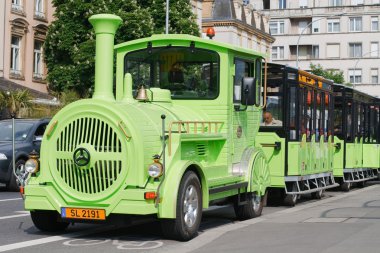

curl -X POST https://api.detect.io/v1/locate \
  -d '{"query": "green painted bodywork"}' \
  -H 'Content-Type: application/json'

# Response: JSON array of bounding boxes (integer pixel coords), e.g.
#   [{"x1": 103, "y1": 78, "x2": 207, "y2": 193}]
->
[
  {"x1": 333, "y1": 136, "x2": 379, "y2": 179},
  {"x1": 256, "y1": 133, "x2": 334, "y2": 189},
  {"x1": 24, "y1": 15, "x2": 271, "y2": 220}
]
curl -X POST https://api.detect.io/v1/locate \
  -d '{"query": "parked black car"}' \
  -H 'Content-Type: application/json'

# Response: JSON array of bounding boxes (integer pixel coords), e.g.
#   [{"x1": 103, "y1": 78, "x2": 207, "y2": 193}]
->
[{"x1": 0, "y1": 118, "x2": 50, "y2": 191}]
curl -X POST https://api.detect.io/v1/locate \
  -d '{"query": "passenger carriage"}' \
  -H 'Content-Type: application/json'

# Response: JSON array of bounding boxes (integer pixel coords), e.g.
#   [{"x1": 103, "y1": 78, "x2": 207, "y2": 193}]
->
[{"x1": 257, "y1": 63, "x2": 338, "y2": 206}]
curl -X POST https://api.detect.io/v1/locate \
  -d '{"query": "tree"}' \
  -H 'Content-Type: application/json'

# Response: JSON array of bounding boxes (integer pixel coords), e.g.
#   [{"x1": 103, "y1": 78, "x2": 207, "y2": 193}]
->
[
  {"x1": 45, "y1": 0, "x2": 200, "y2": 96},
  {"x1": 45, "y1": 0, "x2": 154, "y2": 96},
  {"x1": 0, "y1": 90, "x2": 33, "y2": 117},
  {"x1": 142, "y1": 0, "x2": 200, "y2": 35},
  {"x1": 309, "y1": 63, "x2": 346, "y2": 85}
]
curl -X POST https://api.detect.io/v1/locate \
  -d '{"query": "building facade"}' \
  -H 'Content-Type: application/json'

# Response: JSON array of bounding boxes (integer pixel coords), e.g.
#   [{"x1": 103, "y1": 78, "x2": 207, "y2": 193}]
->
[
  {"x1": 202, "y1": 0, "x2": 275, "y2": 55},
  {"x1": 252, "y1": 0, "x2": 380, "y2": 96},
  {"x1": 0, "y1": 0, "x2": 54, "y2": 94}
]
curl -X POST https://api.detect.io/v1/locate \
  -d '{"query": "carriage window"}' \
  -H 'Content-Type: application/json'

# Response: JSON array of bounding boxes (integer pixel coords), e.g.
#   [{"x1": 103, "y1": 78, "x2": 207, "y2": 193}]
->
[
  {"x1": 346, "y1": 102, "x2": 353, "y2": 141},
  {"x1": 289, "y1": 86, "x2": 297, "y2": 140},
  {"x1": 261, "y1": 65, "x2": 283, "y2": 127},
  {"x1": 316, "y1": 92, "x2": 322, "y2": 141},
  {"x1": 125, "y1": 47, "x2": 219, "y2": 99},
  {"x1": 307, "y1": 89, "x2": 314, "y2": 140}
]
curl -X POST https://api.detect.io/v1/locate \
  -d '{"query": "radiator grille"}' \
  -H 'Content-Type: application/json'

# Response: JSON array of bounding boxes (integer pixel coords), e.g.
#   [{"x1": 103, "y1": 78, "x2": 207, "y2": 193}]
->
[
  {"x1": 54, "y1": 117, "x2": 124, "y2": 195},
  {"x1": 57, "y1": 118, "x2": 122, "y2": 153}
]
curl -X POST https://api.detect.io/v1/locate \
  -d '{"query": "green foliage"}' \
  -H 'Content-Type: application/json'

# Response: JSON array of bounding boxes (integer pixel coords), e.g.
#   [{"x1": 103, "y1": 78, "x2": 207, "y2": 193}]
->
[
  {"x1": 148, "y1": 0, "x2": 200, "y2": 35},
  {"x1": 309, "y1": 63, "x2": 345, "y2": 84},
  {"x1": 45, "y1": 0, "x2": 200, "y2": 95},
  {"x1": 0, "y1": 89, "x2": 33, "y2": 117}
]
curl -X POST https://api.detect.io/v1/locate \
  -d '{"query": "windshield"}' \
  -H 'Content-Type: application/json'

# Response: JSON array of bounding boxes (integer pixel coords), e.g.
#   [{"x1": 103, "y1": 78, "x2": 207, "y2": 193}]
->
[
  {"x1": 124, "y1": 47, "x2": 219, "y2": 99},
  {"x1": 0, "y1": 122, "x2": 34, "y2": 141}
]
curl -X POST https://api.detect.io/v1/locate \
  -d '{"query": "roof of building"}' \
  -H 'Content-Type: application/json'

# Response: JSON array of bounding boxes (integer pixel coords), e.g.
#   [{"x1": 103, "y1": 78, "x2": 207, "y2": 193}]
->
[{"x1": 0, "y1": 77, "x2": 53, "y2": 100}]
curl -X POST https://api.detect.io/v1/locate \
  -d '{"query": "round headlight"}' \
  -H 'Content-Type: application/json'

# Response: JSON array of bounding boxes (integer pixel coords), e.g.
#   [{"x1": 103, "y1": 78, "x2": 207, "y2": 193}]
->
[
  {"x1": 148, "y1": 163, "x2": 163, "y2": 178},
  {"x1": 25, "y1": 159, "x2": 39, "y2": 173}
]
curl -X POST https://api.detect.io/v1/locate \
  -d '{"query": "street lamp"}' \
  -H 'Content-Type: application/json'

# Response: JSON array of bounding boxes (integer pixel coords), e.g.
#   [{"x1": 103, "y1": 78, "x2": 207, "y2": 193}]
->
[
  {"x1": 296, "y1": 13, "x2": 345, "y2": 68},
  {"x1": 165, "y1": 0, "x2": 169, "y2": 34},
  {"x1": 353, "y1": 49, "x2": 380, "y2": 89}
]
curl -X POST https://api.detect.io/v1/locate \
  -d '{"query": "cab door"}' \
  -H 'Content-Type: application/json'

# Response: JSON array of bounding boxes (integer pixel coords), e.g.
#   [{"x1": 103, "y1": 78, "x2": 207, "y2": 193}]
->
[{"x1": 231, "y1": 58, "x2": 260, "y2": 175}]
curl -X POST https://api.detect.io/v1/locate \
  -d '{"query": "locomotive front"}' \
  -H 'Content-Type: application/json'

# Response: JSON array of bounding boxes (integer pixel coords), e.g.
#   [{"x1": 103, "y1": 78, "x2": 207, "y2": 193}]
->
[{"x1": 24, "y1": 14, "x2": 181, "y2": 224}]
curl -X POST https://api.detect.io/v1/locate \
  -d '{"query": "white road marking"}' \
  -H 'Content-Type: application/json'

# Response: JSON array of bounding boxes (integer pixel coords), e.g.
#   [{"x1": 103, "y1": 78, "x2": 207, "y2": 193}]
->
[
  {"x1": 0, "y1": 198, "x2": 22, "y2": 202},
  {"x1": 0, "y1": 225, "x2": 116, "y2": 252},
  {"x1": 0, "y1": 211, "x2": 29, "y2": 220},
  {"x1": 164, "y1": 184, "x2": 380, "y2": 253}
]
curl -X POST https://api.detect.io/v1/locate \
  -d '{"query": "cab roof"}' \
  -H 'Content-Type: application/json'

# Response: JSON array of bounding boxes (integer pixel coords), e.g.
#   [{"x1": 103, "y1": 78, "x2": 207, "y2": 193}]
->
[{"x1": 114, "y1": 34, "x2": 266, "y2": 58}]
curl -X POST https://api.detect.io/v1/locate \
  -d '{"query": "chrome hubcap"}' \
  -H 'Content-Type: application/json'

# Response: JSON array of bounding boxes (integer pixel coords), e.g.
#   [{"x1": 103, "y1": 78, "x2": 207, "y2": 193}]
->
[
  {"x1": 183, "y1": 185, "x2": 198, "y2": 227},
  {"x1": 252, "y1": 194, "x2": 261, "y2": 213}
]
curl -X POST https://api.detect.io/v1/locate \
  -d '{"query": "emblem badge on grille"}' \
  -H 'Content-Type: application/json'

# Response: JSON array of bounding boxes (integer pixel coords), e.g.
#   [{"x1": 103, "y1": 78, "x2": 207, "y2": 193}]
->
[{"x1": 73, "y1": 147, "x2": 91, "y2": 167}]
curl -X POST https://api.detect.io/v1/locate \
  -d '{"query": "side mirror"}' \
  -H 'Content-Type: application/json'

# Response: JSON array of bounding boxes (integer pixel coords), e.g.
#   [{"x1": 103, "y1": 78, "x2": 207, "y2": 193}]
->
[{"x1": 241, "y1": 77, "x2": 256, "y2": 106}]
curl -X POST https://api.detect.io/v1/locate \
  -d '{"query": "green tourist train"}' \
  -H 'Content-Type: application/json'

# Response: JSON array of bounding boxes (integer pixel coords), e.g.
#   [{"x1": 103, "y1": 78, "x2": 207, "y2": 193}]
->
[
  {"x1": 23, "y1": 14, "x2": 271, "y2": 241},
  {"x1": 333, "y1": 85, "x2": 380, "y2": 191}
]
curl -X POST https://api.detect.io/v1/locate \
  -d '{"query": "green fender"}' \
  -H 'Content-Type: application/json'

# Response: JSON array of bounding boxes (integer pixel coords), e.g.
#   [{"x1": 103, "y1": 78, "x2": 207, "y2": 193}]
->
[
  {"x1": 157, "y1": 160, "x2": 208, "y2": 219},
  {"x1": 243, "y1": 147, "x2": 271, "y2": 196}
]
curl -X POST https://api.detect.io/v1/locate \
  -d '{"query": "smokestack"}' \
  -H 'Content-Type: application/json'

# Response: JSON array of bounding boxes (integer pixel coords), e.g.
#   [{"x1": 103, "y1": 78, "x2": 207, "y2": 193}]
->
[{"x1": 89, "y1": 14, "x2": 122, "y2": 101}]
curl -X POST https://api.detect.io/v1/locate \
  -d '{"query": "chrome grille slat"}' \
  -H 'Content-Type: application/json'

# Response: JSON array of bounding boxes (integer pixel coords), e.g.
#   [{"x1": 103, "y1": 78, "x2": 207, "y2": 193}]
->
[{"x1": 55, "y1": 117, "x2": 123, "y2": 195}]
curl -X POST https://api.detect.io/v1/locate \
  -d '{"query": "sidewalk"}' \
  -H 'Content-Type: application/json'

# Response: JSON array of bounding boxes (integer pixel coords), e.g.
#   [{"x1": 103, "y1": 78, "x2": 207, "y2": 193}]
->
[{"x1": 185, "y1": 184, "x2": 380, "y2": 253}]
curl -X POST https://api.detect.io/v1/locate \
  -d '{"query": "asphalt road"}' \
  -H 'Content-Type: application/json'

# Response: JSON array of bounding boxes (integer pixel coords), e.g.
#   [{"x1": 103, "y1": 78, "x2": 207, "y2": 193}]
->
[{"x1": 0, "y1": 182, "x2": 378, "y2": 253}]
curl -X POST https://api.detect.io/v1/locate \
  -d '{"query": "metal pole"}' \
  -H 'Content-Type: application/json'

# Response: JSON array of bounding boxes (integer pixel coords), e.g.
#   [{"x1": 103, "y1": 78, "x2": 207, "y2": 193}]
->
[
  {"x1": 165, "y1": 0, "x2": 169, "y2": 34},
  {"x1": 296, "y1": 13, "x2": 345, "y2": 69},
  {"x1": 12, "y1": 114, "x2": 16, "y2": 179}
]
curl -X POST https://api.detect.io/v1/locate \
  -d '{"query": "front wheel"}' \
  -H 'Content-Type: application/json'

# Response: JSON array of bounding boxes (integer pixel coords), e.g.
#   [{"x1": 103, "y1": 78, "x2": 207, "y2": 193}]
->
[
  {"x1": 31, "y1": 210, "x2": 69, "y2": 232},
  {"x1": 234, "y1": 192, "x2": 264, "y2": 220},
  {"x1": 161, "y1": 171, "x2": 202, "y2": 241}
]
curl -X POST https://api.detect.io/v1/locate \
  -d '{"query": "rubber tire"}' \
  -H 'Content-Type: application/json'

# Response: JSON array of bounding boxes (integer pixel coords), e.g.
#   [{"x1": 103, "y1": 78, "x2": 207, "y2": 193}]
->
[
  {"x1": 234, "y1": 192, "x2": 264, "y2": 220},
  {"x1": 31, "y1": 210, "x2": 69, "y2": 232},
  {"x1": 6, "y1": 159, "x2": 25, "y2": 192},
  {"x1": 161, "y1": 171, "x2": 202, "y2": 241},
  {"x1": 311, "y1": 190, "x2": 324, "y2": 199},
  {"x1": 283, "y1": 193, "x2": 298, "y2": 206},
  {"x1": 341, "y1": 182, "x2": 351, "y2": 192}
]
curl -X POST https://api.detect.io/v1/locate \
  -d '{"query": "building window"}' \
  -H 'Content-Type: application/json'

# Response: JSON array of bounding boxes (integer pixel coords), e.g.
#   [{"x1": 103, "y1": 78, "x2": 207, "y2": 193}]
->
[
  {"x1": 279, "y1": 0, "x2": 286, "y2": 9},
  {"x1": 327, "y1": 44, "x2": 340, "y2": 58},
  {"x1": 349, "y1": 17, "x2": 362, "y2": 32},
  {"x1": 269, "y1": 21, "x2": 285, "y2": 35},
  {"x1": 33, "y1": 41, "x2": 43, "y2": 79},
  {"x1": 349, "y1": 43, "x2": 362, "y2": 58},
  {"x1": 312, "y1": 19, "x2": 320, "y2": 33},
  {"x1": 11, "y1": 0, "x2": 23, "y2": 12},
  {"x1": 299, "y1": 0, "x2": 307, "y2": 8},
  {"x1": 312, "y1": 45, "x2": 319, "y2": 59},
  {"x1": 371, "y1": 68, "x2": 379, "y2": 84},
  {"x1": 371, "y1": 17, "x2": 379, "y2": 31},
  {"x1": 10, "y1": 36, "x2": 21, "y2": 75},
  {"x1": 299, "y1": 21, "x2": 308, "y2": 33},
  {"x1": 329, "y1": 0, "x2": 342, "y2": 6},
  {"x1": 349, "y1": 69, "x2": 362, "y2": 84},
  {"x1": 371, "y1": 42, "x2": 379, "y2": 57},
  {"x1": 35, "y1": 0, "x2": 45, "y2": 18},
  {"x1": 351, "y1": 0, "x2": 364, "y2": 4},
  {"x1": 272, "y1": 46, "x2": 284, "y2": 59},
  {"x1": 327, "y1": 19, "x2": 340, "y2": 33}
]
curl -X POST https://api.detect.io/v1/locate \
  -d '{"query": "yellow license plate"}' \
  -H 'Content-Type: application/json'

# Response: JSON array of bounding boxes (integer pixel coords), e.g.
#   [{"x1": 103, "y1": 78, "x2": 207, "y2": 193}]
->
[{"x1": 61, "y1": 207, "x2": 106, "y2": 220}]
